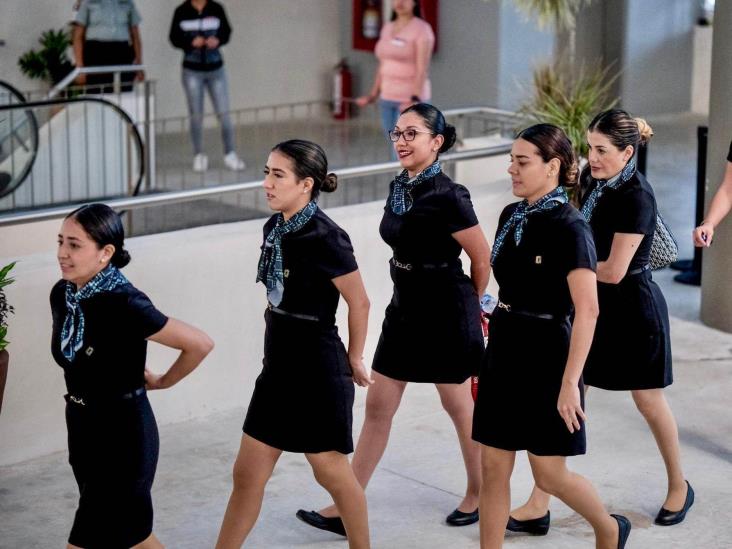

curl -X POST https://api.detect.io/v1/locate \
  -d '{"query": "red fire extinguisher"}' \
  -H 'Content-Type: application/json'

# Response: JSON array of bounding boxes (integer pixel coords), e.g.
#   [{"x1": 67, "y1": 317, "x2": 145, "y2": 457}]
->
[{"x1": 333, "y1": 59, "x2": 352, "y2": 120}]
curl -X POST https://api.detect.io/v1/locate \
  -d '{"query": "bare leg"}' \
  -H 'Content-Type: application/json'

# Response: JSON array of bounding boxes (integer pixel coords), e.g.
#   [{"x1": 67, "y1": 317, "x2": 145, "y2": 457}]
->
[
  {"x1": 528, "y1": 454, "x2": 619, "y2": 549},
  {"x1": 133, "y1": 533, "x2": 165, "y2": 548},
  {"x1": 631, "y1": 389, "x2": 687, "y2": 510},
  {"x1": 215, "y1": 435, "x2": 282, "y2": 549},
  {"x1": 511, "y1": 385, "x2": 593, "y2": 521},
  {"x1": 306, "y1": 452, "x2": 370, "y2": 549},
  {"x1": 319, "y1": 372, "x2": 407, "y2": 517},
  {"x1": 478, "y1": 445, "x2": 515, "y2": 549},
  {"x1": 436, "y1": 380, "x2": 482, "y2": 512}
]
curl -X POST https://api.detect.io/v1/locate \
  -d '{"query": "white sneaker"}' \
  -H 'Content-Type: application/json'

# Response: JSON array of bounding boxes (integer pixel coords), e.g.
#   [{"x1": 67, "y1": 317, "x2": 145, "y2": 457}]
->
[
  {"x1": 193, "y1": 153, "x2": 208, "y2": 172},
  {"x1": 224, "y1": 151, "x2": 246, "y2": 171}
]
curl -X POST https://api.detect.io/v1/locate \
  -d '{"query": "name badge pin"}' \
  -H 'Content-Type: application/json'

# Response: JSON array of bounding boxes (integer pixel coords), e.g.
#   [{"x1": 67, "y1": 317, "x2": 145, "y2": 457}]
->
[
  {"x1": 535, "y1": 256, "x2": 542, "y2": 264},
  {"x1": 85, "y1": 346, "x2": 94, "y2": 356},
  {"x1": 283, "y1": 269, "x2": 290, "y2": 278}
]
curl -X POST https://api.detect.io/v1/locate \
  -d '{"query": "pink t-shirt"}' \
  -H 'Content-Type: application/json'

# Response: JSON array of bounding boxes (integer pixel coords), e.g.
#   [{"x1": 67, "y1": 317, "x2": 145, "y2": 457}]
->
[{"x1": 374, "y1": 17, "x2": 435, "y2": 103}]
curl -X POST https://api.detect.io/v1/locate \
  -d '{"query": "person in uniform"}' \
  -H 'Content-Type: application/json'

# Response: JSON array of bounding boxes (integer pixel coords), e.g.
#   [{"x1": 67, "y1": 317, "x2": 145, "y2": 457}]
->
[
  {"x1": 72, "y1": 0, "x2": 144, "y2": 92},
  {"x1": 473, "y1": 123, "x2": 631, "y2": 549},
  {"x1": 508, "y1": 110, "x2": 693, "y2": 535},
  {"x1": 296, "y1": 103, "x2": 491, "y2": 536},
  {"x1": 52, "y1": 203, "x2": 214, "y2": 548},
  {"x1": 215, "y1": 140, "x2": 372, "y2": 549}
]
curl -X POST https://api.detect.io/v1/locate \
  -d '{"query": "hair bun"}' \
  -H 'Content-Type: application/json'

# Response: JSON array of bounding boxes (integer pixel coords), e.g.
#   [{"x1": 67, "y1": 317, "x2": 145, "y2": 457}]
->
[
  {"x1": 112, "y1": 248, "x2": 131, "y2": 268},
  {"x1": 565, "y1": 160, "x2": 579, "y2": 187},
  {"x1": 635, "y1": 117, "x2": 654, "y2": 145},
  {"x1": 439, "y1": 123, "x2": 457, "y2": 154},
  {"x1": 322, "y1": 172, "x2": 338, "y2": 193}
]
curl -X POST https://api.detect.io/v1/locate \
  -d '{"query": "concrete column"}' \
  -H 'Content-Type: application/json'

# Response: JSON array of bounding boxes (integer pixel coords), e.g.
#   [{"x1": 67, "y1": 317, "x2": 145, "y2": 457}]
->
[{"x1": 700, "y1": 1, "x2": 732, "y2": 332}]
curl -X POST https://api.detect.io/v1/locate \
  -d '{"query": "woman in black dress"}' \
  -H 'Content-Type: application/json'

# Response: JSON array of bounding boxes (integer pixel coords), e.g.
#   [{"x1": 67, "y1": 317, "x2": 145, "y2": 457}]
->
[
  {"x1": 215, "y1": 140, "x2": 372, "y2": 549},
  {"x1": 473, "y1": 124, "x2": 630, "y2": 549},
  {"x1": 52, "y1": 203, "x2": 214, "y2": 549},
  {"x1": 509, "y1": 110, "x2": 692, "y2": 533},
  {"x1": 297, "y1": 103, "x2": 491, "y2": 535}
]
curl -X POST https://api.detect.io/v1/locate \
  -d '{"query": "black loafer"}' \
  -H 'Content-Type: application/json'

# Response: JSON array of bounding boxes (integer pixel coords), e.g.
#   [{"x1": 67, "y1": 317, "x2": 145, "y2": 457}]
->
[
  {"x1": 654, "y1": 481, "x2": 694, "y2": 526},
  {"x1": 611, "y1": 514, "x2": 631, "y2": 548},
  {"x1": 295, "y1": 509, "x2": 347, "y2": 537},
  {"x1": 446, "y1": 508, "x2": 479, "y2": 526},
  {"x1": 506, "y1": 511, "x2": 550, "y2": 536}
]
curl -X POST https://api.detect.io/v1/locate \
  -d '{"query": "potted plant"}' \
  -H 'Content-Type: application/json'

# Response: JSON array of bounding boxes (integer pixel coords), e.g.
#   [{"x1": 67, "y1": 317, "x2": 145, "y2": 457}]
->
[
  {"x1": 0, "y1": 262, "x2": 16, "y2": 415},
  {"x1": 18, "y1": 28, "x2": 74, "y2": 87}
]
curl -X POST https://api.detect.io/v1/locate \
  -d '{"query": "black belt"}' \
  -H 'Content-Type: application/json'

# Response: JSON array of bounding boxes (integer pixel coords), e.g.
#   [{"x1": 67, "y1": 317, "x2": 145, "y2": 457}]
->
[
  {"x1": 64, "y1": 386, "x2": 145, "y2": 407},
  {"x1": 267, "y1": 303, "x2": 320, "y2": 322},
  {"x1": 391, "y1": 257, "x2": 451, "y2": 271},
  {"x1": 627, "y1": 264, "x2": 651, "y2": 276},
  {"x1": 496, "y1": 301, "x2": 566, "y2": 321}
]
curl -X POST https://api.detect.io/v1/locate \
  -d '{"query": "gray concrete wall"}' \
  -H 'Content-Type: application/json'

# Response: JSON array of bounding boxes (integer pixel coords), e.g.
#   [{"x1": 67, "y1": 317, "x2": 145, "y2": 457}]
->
[
  {"x1": 1, "y1": 0, "x2": 341, "y2": 120},
  {"x1": 620, "y1": 0, "x2": 697, "y2": 114},
  {"x1": 700, "y1": 0, "x2": 732, "y2": 333}
]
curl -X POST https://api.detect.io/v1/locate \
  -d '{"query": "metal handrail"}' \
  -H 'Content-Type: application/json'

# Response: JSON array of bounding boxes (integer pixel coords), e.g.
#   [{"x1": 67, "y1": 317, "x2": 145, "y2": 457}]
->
[
  {"x1": 0, "y1": 96, "x2": 146, "y2": 201},
  {"x1": 0, "y1": 142, "x2": 512, "y2": 227},
  {"x1": 48, "y1": 64, "x2": 145, "y2": 99}
]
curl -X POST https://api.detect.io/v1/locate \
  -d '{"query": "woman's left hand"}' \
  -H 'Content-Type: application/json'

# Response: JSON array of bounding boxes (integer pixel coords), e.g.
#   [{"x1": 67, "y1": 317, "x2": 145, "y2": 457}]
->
[
  {"x1": 144, "y1": 368, "x2": 171, "y2": 390},
  {"x1": 557, "y1": 380, "x2": 586, "y2": 433},
  {"x1": 349, "y1": 356, "x2": 374, "y2": 387},
  {"x1": 205, "y1": 36, "x2": 220, "y2": 49}
]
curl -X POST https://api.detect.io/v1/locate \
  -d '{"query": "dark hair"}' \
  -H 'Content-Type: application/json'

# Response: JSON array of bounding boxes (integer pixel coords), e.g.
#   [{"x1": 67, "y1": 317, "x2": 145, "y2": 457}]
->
[
  {"x1": 400, "y1": 102, "x2": 457, "y2": 155},
  {"x1": 516, "y1": 123, "x2": 579, "y2": 187},
  {"x1": 271, "y1": 139, "x2": 337, "y2": 201},
  {"x1": 66, "y1": 203, "x2": 131, "y2": 268},
  {"x1": 390, "y1": 0, "x2": 421, "y2": 21},
  {"x1": 587, "y1": 108, "x2": 654, "y2": 153}
]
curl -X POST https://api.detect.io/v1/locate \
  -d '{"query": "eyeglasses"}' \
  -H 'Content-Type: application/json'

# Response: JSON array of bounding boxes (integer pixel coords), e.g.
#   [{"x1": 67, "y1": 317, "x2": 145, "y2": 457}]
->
[{"x1": 388, "y1": 128, "x2": 434, "y2": 142}]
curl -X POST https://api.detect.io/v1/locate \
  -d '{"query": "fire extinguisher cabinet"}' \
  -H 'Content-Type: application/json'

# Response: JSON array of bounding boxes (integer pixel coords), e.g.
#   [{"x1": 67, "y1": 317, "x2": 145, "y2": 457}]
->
[{"x1": 333, "y1": 59, "x2": 352, "y2": 120}]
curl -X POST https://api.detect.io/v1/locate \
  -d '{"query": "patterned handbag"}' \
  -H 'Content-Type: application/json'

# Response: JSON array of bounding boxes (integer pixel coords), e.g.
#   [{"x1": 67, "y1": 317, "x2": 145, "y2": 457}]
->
[{"x1": 649, "y1": 213, "x2": 679, "y2": 270}]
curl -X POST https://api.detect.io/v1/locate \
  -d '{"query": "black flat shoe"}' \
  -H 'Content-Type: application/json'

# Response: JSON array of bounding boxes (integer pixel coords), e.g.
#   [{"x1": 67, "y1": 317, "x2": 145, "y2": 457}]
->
[
  {"x1": 295, "y1": 509, "x2": 347, "y2": 537},
  {"x1": 506, "y1": 511, "x2": 550, "y2": 536},
  {"x1": 654, "y1": 480, "x2": 695, "y2": 526},
  {"x1": 611, "y1": 514, "x2": 631, "y2": 548},
  {"x1": 446, "y1": 508, "x2": 479, "y2": 526}
]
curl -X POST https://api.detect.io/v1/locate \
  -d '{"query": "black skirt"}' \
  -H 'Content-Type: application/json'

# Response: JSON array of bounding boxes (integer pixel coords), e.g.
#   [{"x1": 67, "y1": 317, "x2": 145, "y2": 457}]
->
[
  {"x1": 372, "y1": 262, "x2": 484, "y2": 384},
  {"x1": 583, "y1": 271, "x2": 672, "y2": 390},
  {"x1": 243, "y1": 309, "x2": 355, "y2": 454},
  {"x1": 65, "y1": 391, "x2": 159, "y2": 549},
  {"x1": 472, "y1": 309, "x2": 586, "y2": 457}
]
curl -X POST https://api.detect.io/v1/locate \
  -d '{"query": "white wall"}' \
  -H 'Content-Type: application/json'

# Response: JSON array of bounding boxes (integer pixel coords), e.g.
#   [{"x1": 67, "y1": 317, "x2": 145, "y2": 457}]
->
[
  {"x1": 0, "y1": 1, "x2": 341, "y2": 119},
  {"x1": 0, "y1": 155, "x2": 512, "y2": 466}
]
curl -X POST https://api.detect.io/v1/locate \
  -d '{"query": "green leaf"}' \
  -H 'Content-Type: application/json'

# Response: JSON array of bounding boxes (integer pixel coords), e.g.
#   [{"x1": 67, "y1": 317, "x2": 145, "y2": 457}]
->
[{"x1": 0, "y1": 262, "x2": 16, "y2": 281}]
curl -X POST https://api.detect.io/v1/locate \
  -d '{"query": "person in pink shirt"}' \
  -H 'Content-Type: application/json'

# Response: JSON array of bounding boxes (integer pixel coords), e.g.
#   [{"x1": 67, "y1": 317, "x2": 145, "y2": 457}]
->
[{"x1": 356, "y1": 0, "x2": 435, "y2": 156}]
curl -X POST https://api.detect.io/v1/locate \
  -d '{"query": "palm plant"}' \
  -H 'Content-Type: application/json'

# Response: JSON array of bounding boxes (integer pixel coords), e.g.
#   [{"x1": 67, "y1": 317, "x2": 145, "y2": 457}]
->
[
  {"x1": 520, "y1": 62, "x2": 618, "y2": 159},
  {"x1": 0, "y1": 262, "x2": 16, "y2": 351},
  {"x1": 18, "y1": 28, "x2": 74, "y2": 85}
]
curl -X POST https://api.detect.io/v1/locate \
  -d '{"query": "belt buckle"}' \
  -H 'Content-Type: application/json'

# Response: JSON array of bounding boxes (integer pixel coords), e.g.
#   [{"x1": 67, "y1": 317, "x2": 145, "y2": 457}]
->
[
  {"x1": 69, "y1": 395, "x2": 86, "y2": 406},
  {"x1": 393, "y1": 259, "x2": 413, "y2": 271},
  {"x1": 498, "y1": 301, "x2": 511, "y2": 312}
]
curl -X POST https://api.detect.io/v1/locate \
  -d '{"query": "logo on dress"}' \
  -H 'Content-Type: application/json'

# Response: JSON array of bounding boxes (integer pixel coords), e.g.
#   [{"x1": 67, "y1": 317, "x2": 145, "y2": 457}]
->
[{"x1": 535, "y1": 256, "x2": 542, "y2": 264}]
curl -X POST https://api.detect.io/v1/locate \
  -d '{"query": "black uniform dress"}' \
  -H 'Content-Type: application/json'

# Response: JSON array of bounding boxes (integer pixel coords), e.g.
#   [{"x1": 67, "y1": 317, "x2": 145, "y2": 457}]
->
[
  {"x1": 243, "y1": 208, "x2": 358, "y2": 454},
  {"x1": 371, "y1": 172, "x2": 484, "y2": 383},
  {"x1": 581, "y1": 171, "x2": 673, "y2": 390},
  {"x1": 50, "y1": 281, "x2": 168, "y2": 549},
  {"x1": 472, "y1": 202, "x2": 597, "y2": 456}
]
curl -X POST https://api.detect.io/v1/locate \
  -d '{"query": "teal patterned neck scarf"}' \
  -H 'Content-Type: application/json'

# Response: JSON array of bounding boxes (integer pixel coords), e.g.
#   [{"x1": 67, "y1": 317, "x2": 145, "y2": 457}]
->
[
  {"x1": 390, "y1": 160, "x2": 441, "y2": 215},
  {"x1": 491, "y1": 186, "x2": 568, "y2": 264},
  {"x1": 256, "y1": 201, "x2": 317, "y2": 306},
  {"x1": 61, "y1": 265, "x2": 129, "y2": 361},
  {"x1": 580, "y1": 158, "x2": 636, "y2": 222}
]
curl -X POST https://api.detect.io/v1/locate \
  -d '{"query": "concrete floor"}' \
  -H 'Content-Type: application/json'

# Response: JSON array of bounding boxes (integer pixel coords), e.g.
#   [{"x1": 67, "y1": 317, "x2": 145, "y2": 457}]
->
[{"x1": 3, "y1": 112, "x2": 731, "y2": 548}]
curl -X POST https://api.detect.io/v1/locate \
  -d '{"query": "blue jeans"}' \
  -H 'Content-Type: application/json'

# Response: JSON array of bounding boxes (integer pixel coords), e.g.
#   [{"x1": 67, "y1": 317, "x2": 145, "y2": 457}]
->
[
  {"x1": 182, "y1": 67, "x2": 235, "y2": 155},
  {"x1": 380, "y1": 99, "x2": 402, "y2": 160}
]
